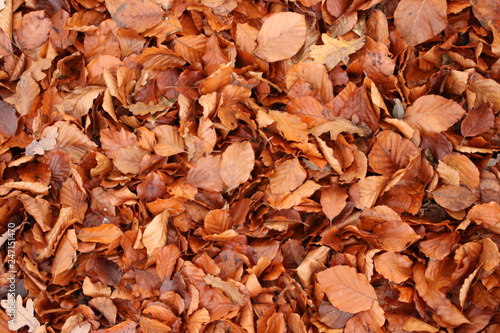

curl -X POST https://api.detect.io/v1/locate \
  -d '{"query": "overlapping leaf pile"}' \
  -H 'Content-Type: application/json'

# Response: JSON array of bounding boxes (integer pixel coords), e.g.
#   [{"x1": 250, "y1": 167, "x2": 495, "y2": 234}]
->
[{"x1": 0, "y1": 0, "x2": 499, "y2": 332}]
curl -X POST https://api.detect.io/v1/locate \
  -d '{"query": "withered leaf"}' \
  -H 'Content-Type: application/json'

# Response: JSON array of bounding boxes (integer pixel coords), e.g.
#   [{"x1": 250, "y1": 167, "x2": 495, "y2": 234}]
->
[
  {"x1": 0, "y1": 295, "x2": 40, "y2": 332},
  {"x1": 220, "y1": 141, "x2": 254, "y2": 191},
  {"x1": 108, "y1": 0, "x2": 164, "y2": 33},
  {"x1": 404, "y1": 95, "x2": 466, "y2": 134},
  {"x1": 255, "y1": 12, "x2": 307, "y2": 62},
  {"x1": 0, "y1": 101, "x2": 18, "y2": 136},
  {"x1": 394, "y1": 0, "x2": 447, "y2": 46},
  {"x1": 432, "y1": 185, "x2": 476, "y2": 211},
  {"x1": 316, "y1": 266, "x2": 377, "y2": 314},
  {"x1": 310, "y1": 34, "x2": 365, "y2": 71}
]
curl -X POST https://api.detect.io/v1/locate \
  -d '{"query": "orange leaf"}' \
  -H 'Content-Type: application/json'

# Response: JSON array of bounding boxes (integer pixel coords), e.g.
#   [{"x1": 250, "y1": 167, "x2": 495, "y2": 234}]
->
[
  {"x1": 112, "y1": 145, "x2": 148, "y2": 174},
  {"x1": 187, "y1": 154, "x2": 226, "y2": 192},
  {"x1": 413, "y1": 262, "x2": 471, "y2": 327},
  {"x1": 220, "y1": 141, "x2": 255, "y2": 191},
  {"x1": 465, "y1": 202, "x2": 500, "y2": 234},
  {"x1": 394, "y1": 0, "x2": 447, "y2": 46},
  {"x1": 373, "y1": 221, "x2": 420, "y2": 252},
  {"x1": 77, "y1": 224, "x2": 123, "y2": 244},
  {"x1": 461, "y1": 104, "x2": 495, "y2": 137},
  {"x1": 442, "y1": 153, "x2": 480, "y2": 191},
  {"x1": 142, "y1": 210, "x2": 169, "y2": 256},
  {"x1": 254, "y1": 12, "x2": 306, "y2": 62},
  {"x1": 316, "y1": 265, "x2": 377, "y2": 314},
  {"x1": 403, "y1": 95, "x2": 466, "y2": 134}
]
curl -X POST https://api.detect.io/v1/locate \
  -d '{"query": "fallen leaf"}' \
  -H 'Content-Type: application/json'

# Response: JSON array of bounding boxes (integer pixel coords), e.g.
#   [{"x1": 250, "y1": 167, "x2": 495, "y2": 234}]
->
[
  {"x1": 107, "y1": 0, "x2": 164, "y2": 33},
  {"x1": 255, "y1": 12, "x2": 307, "y2": 62},
  {"x1": 270, "y1": 158, "x2": 306, "y2": 194},
  {"x1": 432, "y1": 185, "x2": 476, "y2": 211},
  {"x1": 142, "y1": 210, "x2": 169, "y2": 256},
  {"x1": 204, "y1": 275, "x2": 245, "y2": 305},
  {"x1": 1, "y1": 295, "x2": 40, "y2": 332},
  {"x1": 77, "y1": 224, "x2": 124, "y2": 244},
  {"x1": 394, "y1": 0, "x2": 447, "y2": 46},
  {"x1": 310, "y1": 34, "x2": 364, "y2": 71},
  {"x1": 220, "y1": 141, "x2": 254, "y2": 191},
  {"x1": 0, "y1": 101, "x2": 18, "y2": 136},
  {"x1": 316, "y1": 265, "x2": 378, "y2": 314},
  {"x1": 404, "y1": 95, "x2": 466, "y2": 134}
]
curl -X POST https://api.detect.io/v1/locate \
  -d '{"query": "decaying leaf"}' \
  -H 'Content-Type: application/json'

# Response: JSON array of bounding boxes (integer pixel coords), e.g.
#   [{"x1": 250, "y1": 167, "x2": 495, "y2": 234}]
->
[{"x1": 1, "y1": 295, "x2": 40, "y2": 332}]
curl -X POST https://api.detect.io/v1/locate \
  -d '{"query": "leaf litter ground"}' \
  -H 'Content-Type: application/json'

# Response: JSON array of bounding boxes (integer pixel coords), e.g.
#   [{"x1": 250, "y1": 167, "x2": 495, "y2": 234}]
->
[{"x1": 0, "y1": 0, "x2": 499, "y2": 332}]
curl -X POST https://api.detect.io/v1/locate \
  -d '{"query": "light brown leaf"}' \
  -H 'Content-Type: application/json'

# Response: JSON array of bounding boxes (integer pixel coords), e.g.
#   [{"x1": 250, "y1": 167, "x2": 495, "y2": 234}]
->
[
  {"x1": 255, "y1": 12, "x2": 306, "y2": 62},
  {"x1": 187, "y1": 154, "x2": 226, "y2": 192},
  {"x1": 442, "y1": 153, "x2": 480, "y2": 191},
  {"x1": 310, "y1": 118, "x2": 368, "y2": 140},
  {"x1": 432, "y1": 185, "x2": 476, "y2": 211},
  {"x1": 187, "y1": 308, "x2": 210, "y2": 333},
  {"x1": 267, "y1": 110, "x2": 309, "y2": 143},
  {"x1": 310, "y1": 34, "x2": 365, "y2": 71},
  {"x1": 220, "y1": 141, "x2": 254, "y2": 191},
  {"x1": 17, "y1": 11, "x2": 51, "y2": 49},
  {"x1": 142, "y1": 210, "x2": 169, "y2": 256},
  {"x1": 153, "y1": 125, "x2": 184, "y2": 157},
  {"x1": 0, "y1": 101, "x2": 18, "y2": 136},
  {"x1": 235, "y1": 23, "x2": 259, "y2": 54},
  {"x1": 394, "y1": 0, "x2": 447, "y2": 46},
  {"x1": 316, "y1": 266, "x2": 377, "y2": 314},
  {"x1": 373, "y1": 221, "x2": 420, "y2": 252},
  {"x1": 368, "y1": 130, "x2": 419, "y2": 176},
  {"x1": 468, "y1": 78, "x2": 500, "y2": 112},
  {"x1": 275, "y1": 180, "x2": 321, "y2": 210},
  {"x1": 355, "y1": 176, "x2": 388, "y2": 210},
  {"x1": 270, "y1": 158, "x2": 306, "y2": 194},
  {"x1": 404, "y1": 95, "x2": 466, "y2": 134},
  {"x1": 108, "y1": 0, "x2": 164, "y2": 33},
  {"x1": 51, "y1": 229, "x2": 78, "y2": 276},
  {"x1": 112, "y1": 145, "x2": 148, "y2": 174},
  {"x1": 374, "y1": 252, "x2": 413, "y2": 283},
  {"x1": 204, "y1": 275, "x2": 245, "y2": 306},
  {"x1": 1, "y1": 295, "x2": 40, "y2": 332}
]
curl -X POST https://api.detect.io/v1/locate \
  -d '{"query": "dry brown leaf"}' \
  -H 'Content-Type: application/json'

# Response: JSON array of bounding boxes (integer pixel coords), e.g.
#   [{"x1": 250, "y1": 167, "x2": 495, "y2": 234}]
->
[
  {"x1": 316, "y1": 265, "x2": 377, "y2": 314},
  {"x1": 255, "y1": 12, "x2": 307, "y2": 62},
  {"x1": 404, "y1": 95, "x2": 466, "y2": 134},
  {"x1": 432, "y1": 185, "x2": 476, "y2": 211},
  {"x1": 142, "y1": 210, "x2": 169, "y2": 256},
  {"x1": 1, "y1": 295, "x2": 40, "y2": 332},
  {"x1": 394, "y1": 0, "x2": 447, "y2": 46},
  {"x1": 270, "y1": 158, "x2": 306, "y2": 194},
  {"x1": 220, "y1": 141, "x2": 254, "y2": 191},
  {"x1": 17, "y1": 11, "x2": 51, "y2": 50},
  {"x1": 310, "y1": 34, "x2": 365, "y2": 71},
  {"x1": 107, "y1": 0, "x2": 164, "y2": 33},
  {"x1": 204, "y1": 275, "x2": 245, "y2": 306},
  {"x1": 373, "y1": 221, "x2": 420, "y2": 252},
  {"x1": 374, "y1": 252, "x2": 413, "y2": 283}
]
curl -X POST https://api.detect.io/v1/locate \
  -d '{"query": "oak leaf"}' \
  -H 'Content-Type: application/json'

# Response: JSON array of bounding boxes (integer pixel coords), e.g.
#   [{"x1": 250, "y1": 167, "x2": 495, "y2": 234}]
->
[
  {"x1": 1, "y1": 295, "x2": 40, "y2": 332},
  {"x1": 310, "y1": 34, "x2": 364, "y2": 71}
]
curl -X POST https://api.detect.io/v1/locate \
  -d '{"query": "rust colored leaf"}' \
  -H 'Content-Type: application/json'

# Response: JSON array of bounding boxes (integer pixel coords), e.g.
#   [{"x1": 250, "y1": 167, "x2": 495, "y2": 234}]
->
[
  {"x1": 468, "y1": 79, "x2": 500, "y2": 112},
  {"x1": 461, "y1": 104, "x2": 495, "y2": 137},
  {"x1": 466, "y1": 202, "x2": 500, "y2": 234},
  {"x1": 316, "y1": 266, "x2": 377, "y2": 314},
  {"x1": 187, "y1": 154, "x2": 226, "y2": 192},
  {"x1": 432, "y1": 185, "x2": 476, "y2": 211},
  {"x1": 404, "y1": 95, "x2": 466, "y2": 134},
  {"x1": 394, "y1": 0, "x2": 447, "y2": 46},
  {"x1": 204, "y1": 275, "x2": 245, "y2": 306},
  {"x1": 220, "y1": 141, "x2": 254, "y2": 191},
  {"x1": 413, "y1": 262, "x2": 471, "y2": 326},
  {"x1": 60, "y1": 178, "x2": 88, "y2": 223},
  {"x1": 153, "y1": 125, "x2": 184, "y2": 157},
  {"x1": 255, "y1": 12, "x2": 307, "y2": 62},
  {"x1": 442, "y1": 153, "x2": 480, "y2": 191},
  {"x1": 321, "y1": 184, "x2": 348, "y2": 221},
  {"x1": 112, "y1": 145, "x2": 147, "y2": 174}
]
